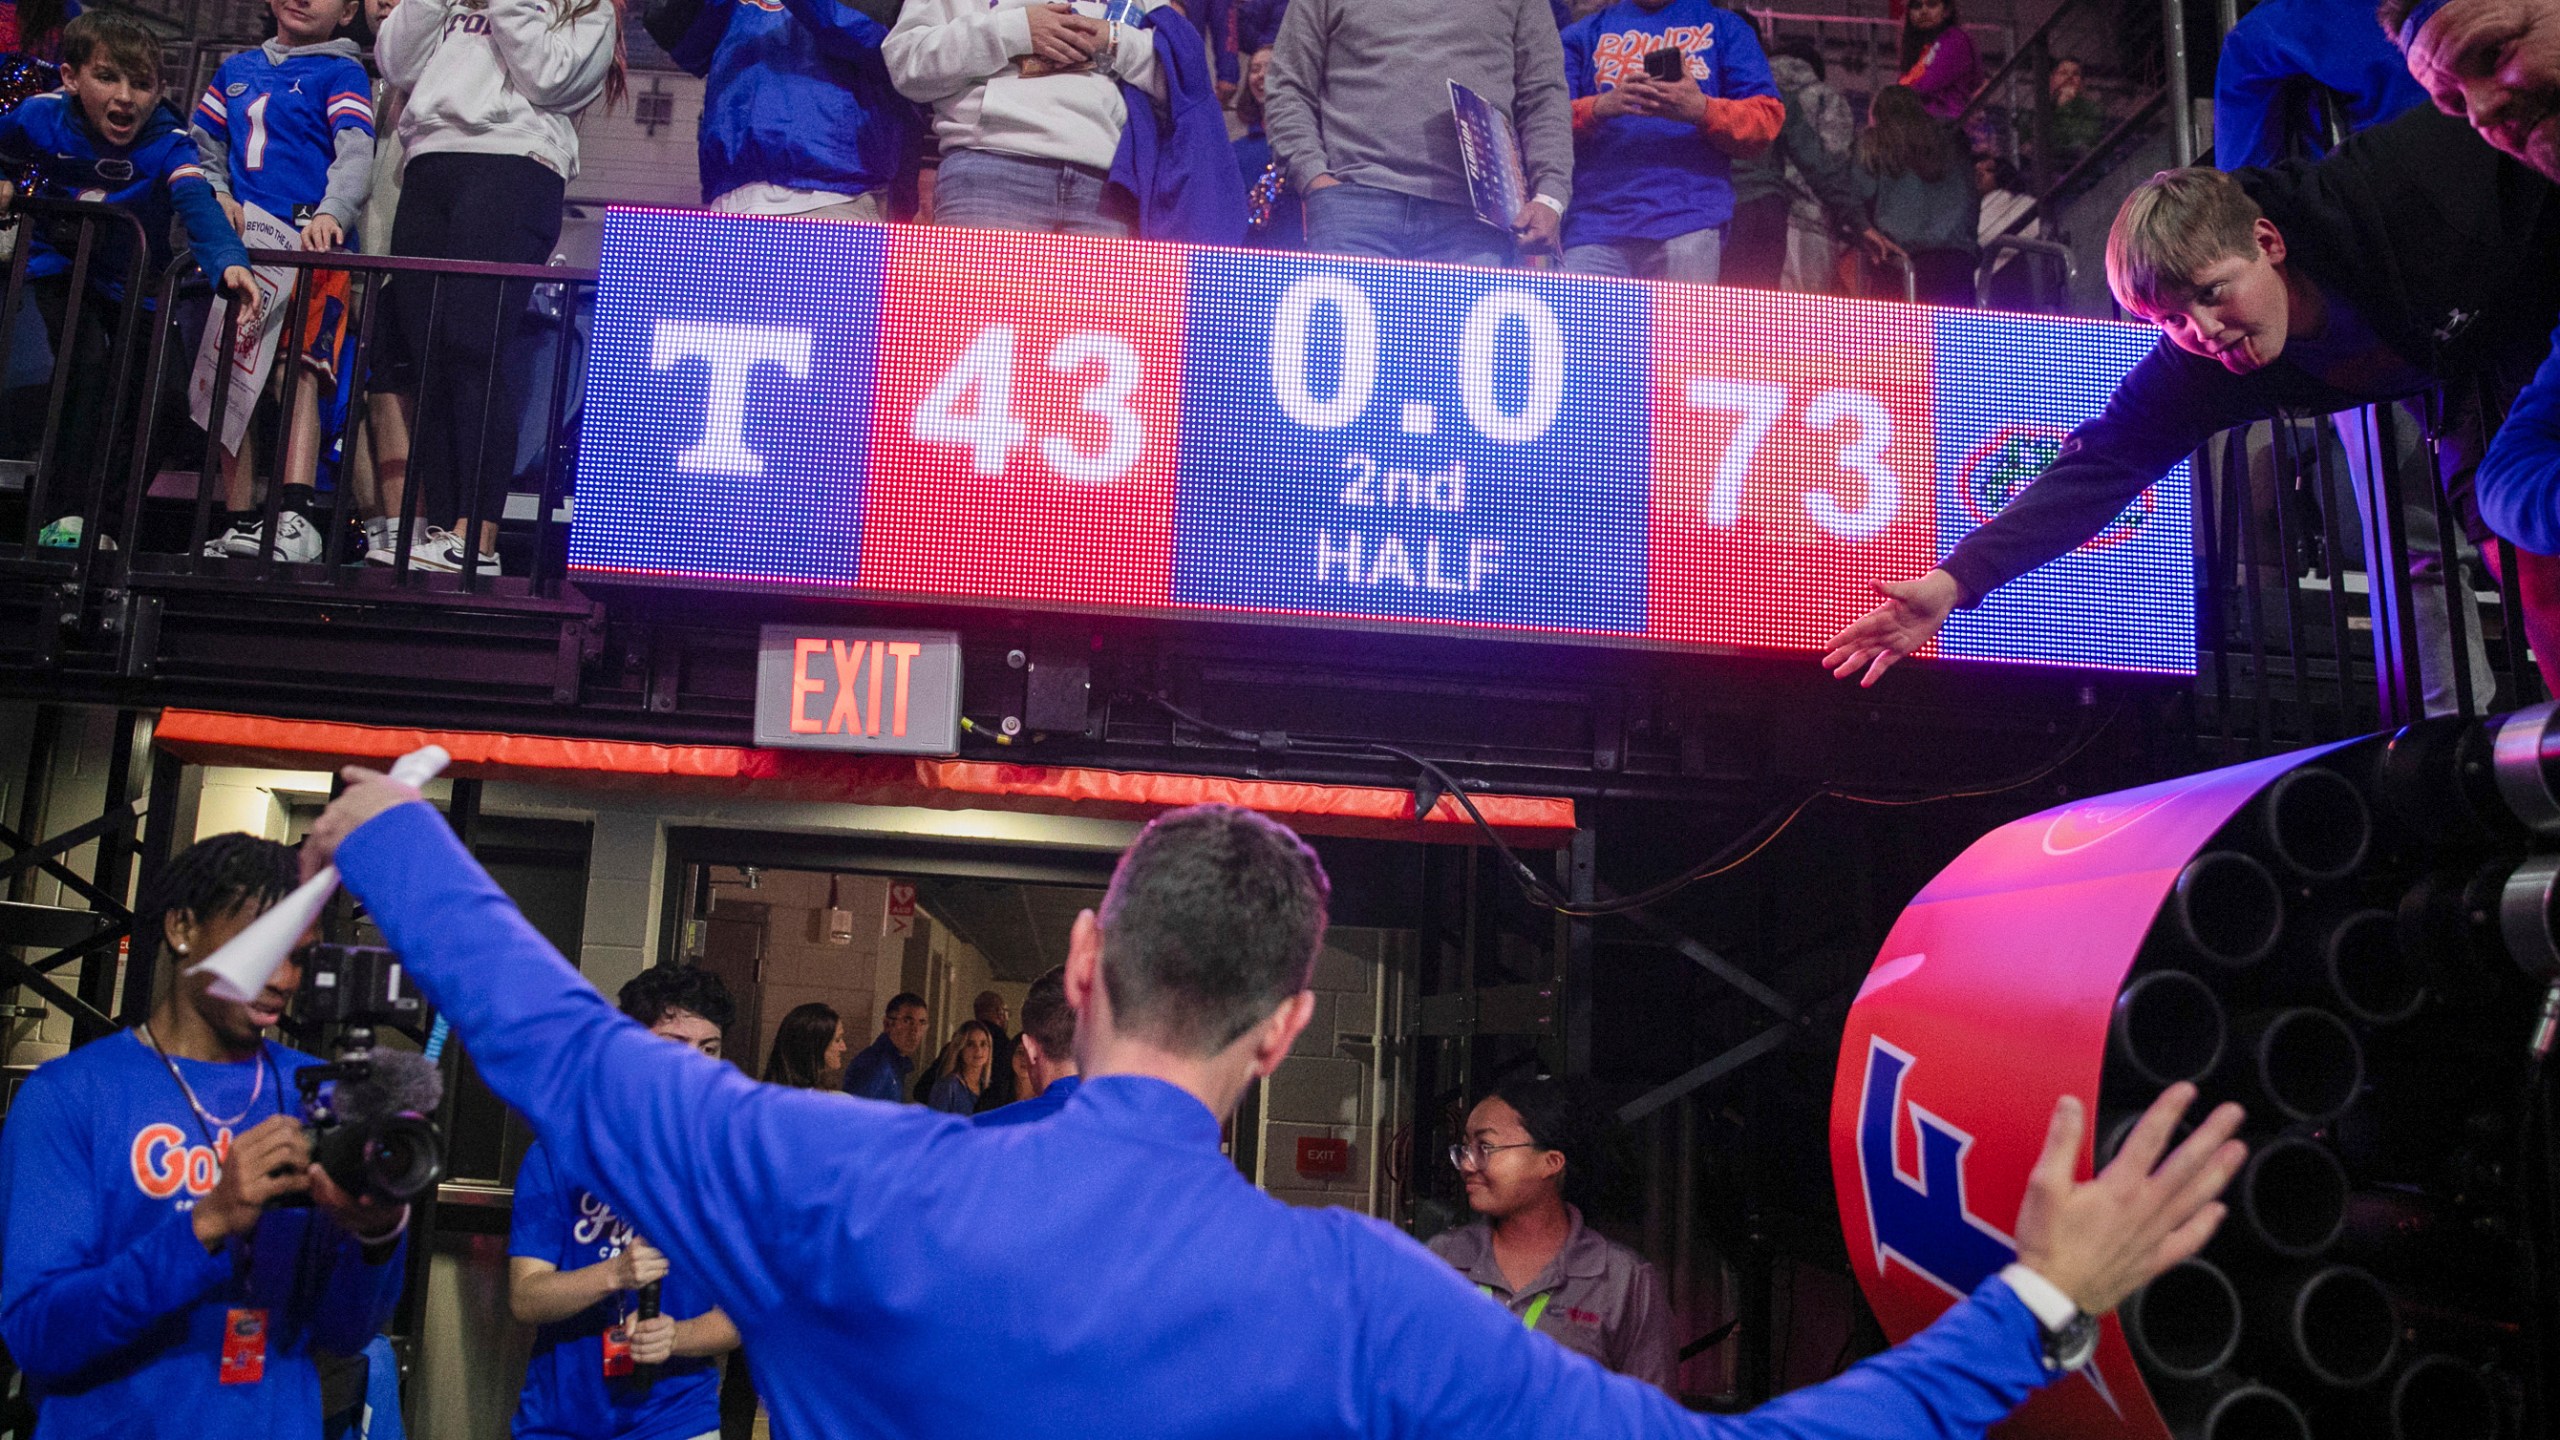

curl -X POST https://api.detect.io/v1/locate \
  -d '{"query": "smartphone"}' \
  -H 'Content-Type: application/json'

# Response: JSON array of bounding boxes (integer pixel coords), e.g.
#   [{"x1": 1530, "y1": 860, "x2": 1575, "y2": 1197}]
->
[{"x1": 1643, "y1": 46, "x2": 1687, "y2": 81}]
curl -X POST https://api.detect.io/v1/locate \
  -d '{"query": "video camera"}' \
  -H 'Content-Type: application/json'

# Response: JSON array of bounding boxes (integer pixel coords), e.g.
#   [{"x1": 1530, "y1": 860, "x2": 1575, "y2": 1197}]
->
[{"x1": 289, "y1": 944, "x2": 446, "y2": 1206}]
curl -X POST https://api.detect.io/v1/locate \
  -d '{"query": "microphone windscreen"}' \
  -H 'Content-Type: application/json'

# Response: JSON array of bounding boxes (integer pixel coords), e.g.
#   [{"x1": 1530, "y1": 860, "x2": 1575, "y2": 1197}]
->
[{"x1": 333, "y1": 1046, "x2": 445, "y2": 1122}]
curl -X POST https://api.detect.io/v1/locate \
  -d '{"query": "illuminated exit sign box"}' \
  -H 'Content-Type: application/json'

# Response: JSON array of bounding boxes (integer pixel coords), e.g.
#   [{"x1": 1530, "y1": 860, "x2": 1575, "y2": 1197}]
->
[
  {"x1": 572, "y1": 210, "x2": 2191, "y2": 676},
  {"x1": 753, "y1": 626, "x2": 962, "y2": 755}
]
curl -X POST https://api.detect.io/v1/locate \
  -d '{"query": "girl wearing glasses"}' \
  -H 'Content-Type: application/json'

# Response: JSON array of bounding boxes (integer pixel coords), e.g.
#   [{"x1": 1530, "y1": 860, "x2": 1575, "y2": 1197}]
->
[{"x1": 1426, "y1": 1077, "x2": 1677, "y2": 1391}]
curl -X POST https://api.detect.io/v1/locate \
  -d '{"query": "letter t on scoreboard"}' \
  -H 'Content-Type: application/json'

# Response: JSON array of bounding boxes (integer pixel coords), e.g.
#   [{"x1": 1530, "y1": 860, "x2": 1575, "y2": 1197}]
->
[{"x1": 753, "y1": 626, "x2": 964, "y2": 755}]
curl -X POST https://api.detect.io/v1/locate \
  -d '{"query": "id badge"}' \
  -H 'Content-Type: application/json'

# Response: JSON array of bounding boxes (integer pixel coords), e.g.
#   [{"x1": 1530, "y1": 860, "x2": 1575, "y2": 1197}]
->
[
  {"x1": 219, "y1": 1307, "x2": 268, "y2": 1385},
  {"x1": 600, "y1": 1318, "x2": 635, "y2": 1378}
]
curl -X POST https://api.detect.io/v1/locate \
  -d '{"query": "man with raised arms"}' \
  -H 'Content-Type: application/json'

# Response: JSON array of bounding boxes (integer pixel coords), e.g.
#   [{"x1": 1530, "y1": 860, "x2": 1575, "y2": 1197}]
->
[{"x1": 302, "y1": 777, "x2": 2246, "y2": 1439}]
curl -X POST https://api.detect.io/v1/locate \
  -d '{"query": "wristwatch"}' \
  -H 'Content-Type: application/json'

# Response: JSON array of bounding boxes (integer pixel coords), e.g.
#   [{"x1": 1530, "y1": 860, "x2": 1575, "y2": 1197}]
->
[{"x1": 1999, "y1": 1263, "x2": 2099, "y2": 1375}]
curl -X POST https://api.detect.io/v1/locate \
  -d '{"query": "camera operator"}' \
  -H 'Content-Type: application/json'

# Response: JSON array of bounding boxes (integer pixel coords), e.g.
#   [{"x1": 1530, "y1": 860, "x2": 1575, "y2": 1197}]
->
[
  {"x1": 508, "y1": 967, "x2": 740, "y2": 1440},
  {"x1": 0, "y1": 834, "x2": 408, "y2": 1438}
]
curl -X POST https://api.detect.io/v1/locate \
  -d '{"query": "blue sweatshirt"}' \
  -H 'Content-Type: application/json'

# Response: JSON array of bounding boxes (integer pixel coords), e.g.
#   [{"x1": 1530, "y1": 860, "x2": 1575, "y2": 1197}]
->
[
  {"x1": 2213, "y1": 0, "x2": 2427, "y2": 170},
  {"x1": 0, "y1": 1032, "x2": 407, "y2": 1439},
  {"x1": 509, "y1": 1140, "x2": 721, "y2": 1440},
  {"x1": 1560, "y1": 0, "x2": 1780, "y2": 246},
  {"x1": 0, "y1": 92, "x2": 249, "y2": 300},
  {"x1": 839, "y1": 1032, "x2": 911, "y2": 1103},
  {"x1": 2478, "y1": 329, "x2": 2560, "y2": 554},
  {"x1": 664, "y1": 0, "x2": 920, "y2": 205},
  {"x1": 336, "y1": 800, "x2": 2057, "y2": 1440}
]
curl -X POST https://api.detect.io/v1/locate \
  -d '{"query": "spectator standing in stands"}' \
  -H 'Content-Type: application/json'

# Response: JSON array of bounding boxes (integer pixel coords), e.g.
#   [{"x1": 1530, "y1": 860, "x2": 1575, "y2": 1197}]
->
[
  {"x1": 354, "y1": 0, "x2": 422, "y2": 567},
  {"x1": 646, "y1": 0, "x2": 918, "y2": 223},
  {"x1": 1722, "y1": 34, "x2": 1862, "y2": 290},
  {"x1": 924, "y1": 1019, "x2": 995, "y2": 1115},
  {"x1": 1264, "y1": 0, "x2": 1574, "y2": 265},
  {"x1": 842, "y1": 991, "x2": 928, "y2": 1102},
  {"x1": 1554, "y1": 0, "x2": 1780, "y2": 283},
  {"x1": 192, "y1": 0, "x2": 377, "y2": 566},
  {"x1": 1233, "y1": 46, "x2": 1303, "y2": 247},
  {"x1": 0, "y1": 12, "x2": 255, "y2": 551},
  {"x1": 372, "y1": 0, "x2": 621, "y2": 576},
  {"x1": 1896, "y1": 0, "x2": 1979, "y2": 121},
  {"x1": 974, "y1": 965, "x2": 1082, "y2": 1127},
  {"x1": 508, "y1": 966, "x2": 740, "y2": 1440},
  {"x1": 2217, "y1": 0, "x2": 2425, "y2": 169},
  {"x1": 1827, "y1": 111, "x2": 2560, "y2": 694},
  {"x1": 883, "y1": 0, "x2": 1171, "y2": 237},
  {"x1": 760, "y1": 1001, "x2": 847, "y2": 1089},
  {"x1": 1849, "y1": 84, "x2": 1977, "y2": 303},
  {"x1": 1429, "y1": 1078, "x2": 1675, "y2": 1392},
  {"x1": 2397, "y1": 0, "x2": 2560, "y2": 570},
  {"x1": 1974, "y1": 152, "x2": 2042, "y2": 305},
  {"x1": 2036, "y1": 56, "x2": 2105, "y2": 168}
]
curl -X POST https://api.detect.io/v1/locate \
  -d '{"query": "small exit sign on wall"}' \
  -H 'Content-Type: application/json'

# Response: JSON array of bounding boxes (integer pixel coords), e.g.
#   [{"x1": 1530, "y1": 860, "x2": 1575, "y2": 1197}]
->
[{"x1": 1295, "y1": 1136, "x2": 1350, "y2": 1179}]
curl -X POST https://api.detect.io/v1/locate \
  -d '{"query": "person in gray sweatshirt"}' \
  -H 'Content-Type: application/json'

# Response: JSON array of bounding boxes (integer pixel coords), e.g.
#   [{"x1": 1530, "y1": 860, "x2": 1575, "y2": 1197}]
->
[{"x1": 1263, "y1": 0, "x2": 1574, "y2": 266}]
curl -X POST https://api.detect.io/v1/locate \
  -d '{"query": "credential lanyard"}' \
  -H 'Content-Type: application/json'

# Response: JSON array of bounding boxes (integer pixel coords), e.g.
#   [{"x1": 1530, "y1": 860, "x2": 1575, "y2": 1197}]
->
[{"x1": 1477, "y1": 1284, "x2": 1552, "y2": 1331}]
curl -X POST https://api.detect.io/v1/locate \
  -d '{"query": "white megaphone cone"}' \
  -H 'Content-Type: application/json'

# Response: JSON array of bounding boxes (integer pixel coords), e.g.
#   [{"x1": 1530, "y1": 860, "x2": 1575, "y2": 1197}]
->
[{"x1": 189, "y1": 745, "x2": 452, "y2": 1003}]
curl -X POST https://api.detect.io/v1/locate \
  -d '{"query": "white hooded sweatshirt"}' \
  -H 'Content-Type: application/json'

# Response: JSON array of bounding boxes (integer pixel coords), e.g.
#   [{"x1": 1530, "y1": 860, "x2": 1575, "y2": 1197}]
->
[{"x1": 376, "y1": 0, "x2": 616, "y2": 181}]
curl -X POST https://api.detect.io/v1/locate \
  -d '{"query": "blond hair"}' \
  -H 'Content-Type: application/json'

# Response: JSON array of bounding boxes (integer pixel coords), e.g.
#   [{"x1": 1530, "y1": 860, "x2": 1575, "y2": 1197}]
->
[{"x1": 2106, "y1": 167, "x2": 2267, "y2": 315}]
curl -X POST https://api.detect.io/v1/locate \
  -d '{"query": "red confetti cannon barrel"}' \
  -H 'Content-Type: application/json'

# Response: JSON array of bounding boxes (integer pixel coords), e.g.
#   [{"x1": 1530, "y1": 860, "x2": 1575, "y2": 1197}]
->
[{"x1": 1831, "y1": 708, "x2": 2560, "y2": 1438}]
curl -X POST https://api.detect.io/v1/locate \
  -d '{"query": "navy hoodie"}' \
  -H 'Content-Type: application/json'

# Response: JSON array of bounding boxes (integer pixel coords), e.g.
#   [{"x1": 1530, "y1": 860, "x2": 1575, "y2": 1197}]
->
[{"x1": 0, "y1": 91, "x2": 248, "y2": 300}]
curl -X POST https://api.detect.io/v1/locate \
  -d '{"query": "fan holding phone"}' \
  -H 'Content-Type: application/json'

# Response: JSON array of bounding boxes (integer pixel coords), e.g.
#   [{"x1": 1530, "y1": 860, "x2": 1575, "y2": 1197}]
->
[{"x1": 1559, "y1": 0, "x2": 1787, "y2": 284}]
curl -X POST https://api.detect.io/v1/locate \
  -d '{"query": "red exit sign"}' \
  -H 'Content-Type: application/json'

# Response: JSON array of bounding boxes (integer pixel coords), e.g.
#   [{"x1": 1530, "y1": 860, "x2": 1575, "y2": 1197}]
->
[
  {"x1": 753, "y1": 626, "x2": 962, "y2": 755},
  {"x1": 1295, "y1": 1136, "x2": 1351, "y2": 1179}
]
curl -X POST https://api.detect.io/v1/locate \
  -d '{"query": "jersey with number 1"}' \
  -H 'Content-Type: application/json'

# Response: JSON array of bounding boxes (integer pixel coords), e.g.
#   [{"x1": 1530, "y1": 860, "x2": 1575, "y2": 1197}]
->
[{"x1": 194, "y1": 40, "x2": 373, "y2": 224}]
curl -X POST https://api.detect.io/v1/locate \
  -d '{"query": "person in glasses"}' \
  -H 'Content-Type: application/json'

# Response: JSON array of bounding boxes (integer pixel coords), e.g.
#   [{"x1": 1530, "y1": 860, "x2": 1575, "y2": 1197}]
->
[{"x1": 1426, "y1": 1076, "x2": 1677, "y2": 1392}]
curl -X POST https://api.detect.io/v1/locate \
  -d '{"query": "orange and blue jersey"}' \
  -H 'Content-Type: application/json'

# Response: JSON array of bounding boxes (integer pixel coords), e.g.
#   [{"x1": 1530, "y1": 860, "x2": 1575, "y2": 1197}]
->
[
  {"x1": 1560, "y1": 0, "x2": 1782, "y2": 247},
  {"x1": 0, "y1": 92, "x2": 248, "y2": 300},
  {"x1": 0, "y1": 1032, "x2": 406, "y2": 1440},
  {"x1": 193, "y1": 38, "x2": 374, "y2": 227}
]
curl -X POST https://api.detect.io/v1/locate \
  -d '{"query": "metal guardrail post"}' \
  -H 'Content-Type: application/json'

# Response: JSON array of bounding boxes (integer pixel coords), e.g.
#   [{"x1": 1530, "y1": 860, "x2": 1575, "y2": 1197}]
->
[{"x1": 2164, "y1": 0, "x2": 2195, "y2": 165}]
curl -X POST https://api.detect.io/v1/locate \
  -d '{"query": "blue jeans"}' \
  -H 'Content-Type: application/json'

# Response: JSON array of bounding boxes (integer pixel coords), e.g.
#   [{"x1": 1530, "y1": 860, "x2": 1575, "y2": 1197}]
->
[
  {"x1": 1561, "y1": 227, "x2": 1723, "y2": 284},
  {"x1": 1301, "y1": 182, "x2": 1512, "y2": 268},
  {"x1": 934, "y1": 148, "x2": 1135, "y2": 237}
]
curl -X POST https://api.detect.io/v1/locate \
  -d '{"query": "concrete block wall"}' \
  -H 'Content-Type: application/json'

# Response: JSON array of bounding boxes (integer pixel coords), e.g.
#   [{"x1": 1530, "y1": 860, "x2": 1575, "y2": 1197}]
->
[
  {"x1": 1257, "y1": 926, "x2": 1411, "y2": 1217},
  {"x1": 705, "y1": 869, "x2": 898, "y2": 1070}
]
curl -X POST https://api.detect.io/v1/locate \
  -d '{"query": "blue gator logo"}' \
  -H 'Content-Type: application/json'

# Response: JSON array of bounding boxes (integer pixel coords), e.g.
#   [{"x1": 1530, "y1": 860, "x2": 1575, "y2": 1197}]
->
[{"x1": 1855, "y1": 1035, "x2": 2118, "y2": 1410}]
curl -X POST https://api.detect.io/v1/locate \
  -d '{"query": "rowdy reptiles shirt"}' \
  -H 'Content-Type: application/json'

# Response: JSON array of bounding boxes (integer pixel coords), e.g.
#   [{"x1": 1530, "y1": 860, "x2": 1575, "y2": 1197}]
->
[{"x1": 0, "y1": 1030, "x2": 405, "y2": 1440}]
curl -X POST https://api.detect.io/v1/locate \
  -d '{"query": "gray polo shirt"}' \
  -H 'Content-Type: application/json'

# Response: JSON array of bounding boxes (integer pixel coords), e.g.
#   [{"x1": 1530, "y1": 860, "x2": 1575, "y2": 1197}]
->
[{"x1": 1425, "y1": 1208, "x2": 1678, "y2": 1392}]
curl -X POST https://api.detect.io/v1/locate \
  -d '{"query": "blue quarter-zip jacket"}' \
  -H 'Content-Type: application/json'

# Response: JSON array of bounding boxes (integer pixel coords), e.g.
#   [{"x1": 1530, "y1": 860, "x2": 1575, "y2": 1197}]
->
[{"x1": 336, "y1": 800, "x2": 2056, "y2": 1440}]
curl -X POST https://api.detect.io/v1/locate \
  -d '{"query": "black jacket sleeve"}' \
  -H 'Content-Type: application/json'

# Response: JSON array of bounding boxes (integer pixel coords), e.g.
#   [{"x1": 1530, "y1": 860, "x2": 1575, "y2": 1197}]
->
[{"x1": 1939, "y1": 341, "x2": 2265, "y2": 604}]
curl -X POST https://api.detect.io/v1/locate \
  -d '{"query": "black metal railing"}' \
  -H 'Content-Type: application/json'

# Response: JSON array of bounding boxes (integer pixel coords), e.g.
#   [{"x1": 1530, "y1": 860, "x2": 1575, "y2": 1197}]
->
[
  {"x1": 2, "y1": 200, "x2": 596, "y2": 604},
  {"x1": 2190, "y1": 385, "x2": 2546, "y2": 756}
]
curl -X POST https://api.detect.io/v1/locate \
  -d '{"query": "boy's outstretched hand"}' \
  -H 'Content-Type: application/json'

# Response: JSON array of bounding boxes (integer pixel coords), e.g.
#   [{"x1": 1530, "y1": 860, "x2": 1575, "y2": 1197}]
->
[
  {"x1": 2014, "y1": 1084, "x2": 2247, "y2": 1316},
  {"x1": 221, "y1": 266, "x2": 263, "y2": 327},
  {"x1": 300, "y1": 212, "x2": 343, "y2": 251},
  {"x1": 1823, "y1": 569, "x2": 1960, "y2": 685}
]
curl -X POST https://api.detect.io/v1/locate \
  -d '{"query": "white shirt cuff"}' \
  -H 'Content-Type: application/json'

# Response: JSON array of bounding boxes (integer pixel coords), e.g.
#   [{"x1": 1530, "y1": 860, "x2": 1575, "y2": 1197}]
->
[
  {"x1": 1530, "y1": 193, "x2": 1565, "y2": 217},
  {"x1": 1998, "y1": 1263, "x2": 2079, "y2": 1331}
]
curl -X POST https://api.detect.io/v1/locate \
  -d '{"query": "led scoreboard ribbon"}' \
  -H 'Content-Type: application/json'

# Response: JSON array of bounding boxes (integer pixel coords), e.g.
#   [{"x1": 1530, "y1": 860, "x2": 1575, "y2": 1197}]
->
[{"x1": 572, "y1": 208, "x2": 2193, "y2": 676}]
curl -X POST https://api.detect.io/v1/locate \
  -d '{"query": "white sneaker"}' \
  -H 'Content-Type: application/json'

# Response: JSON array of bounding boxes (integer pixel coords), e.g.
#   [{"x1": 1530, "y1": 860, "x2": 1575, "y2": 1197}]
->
[
  {"x1": 405, "y1": 527, "x2": 500, "y2": 575},
  {"x1": 362, "y1": 516, "x2": 410, "y2": 567},
  {"x1": 203, "y1": 511, "x2": 323, "y2": 562}
]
